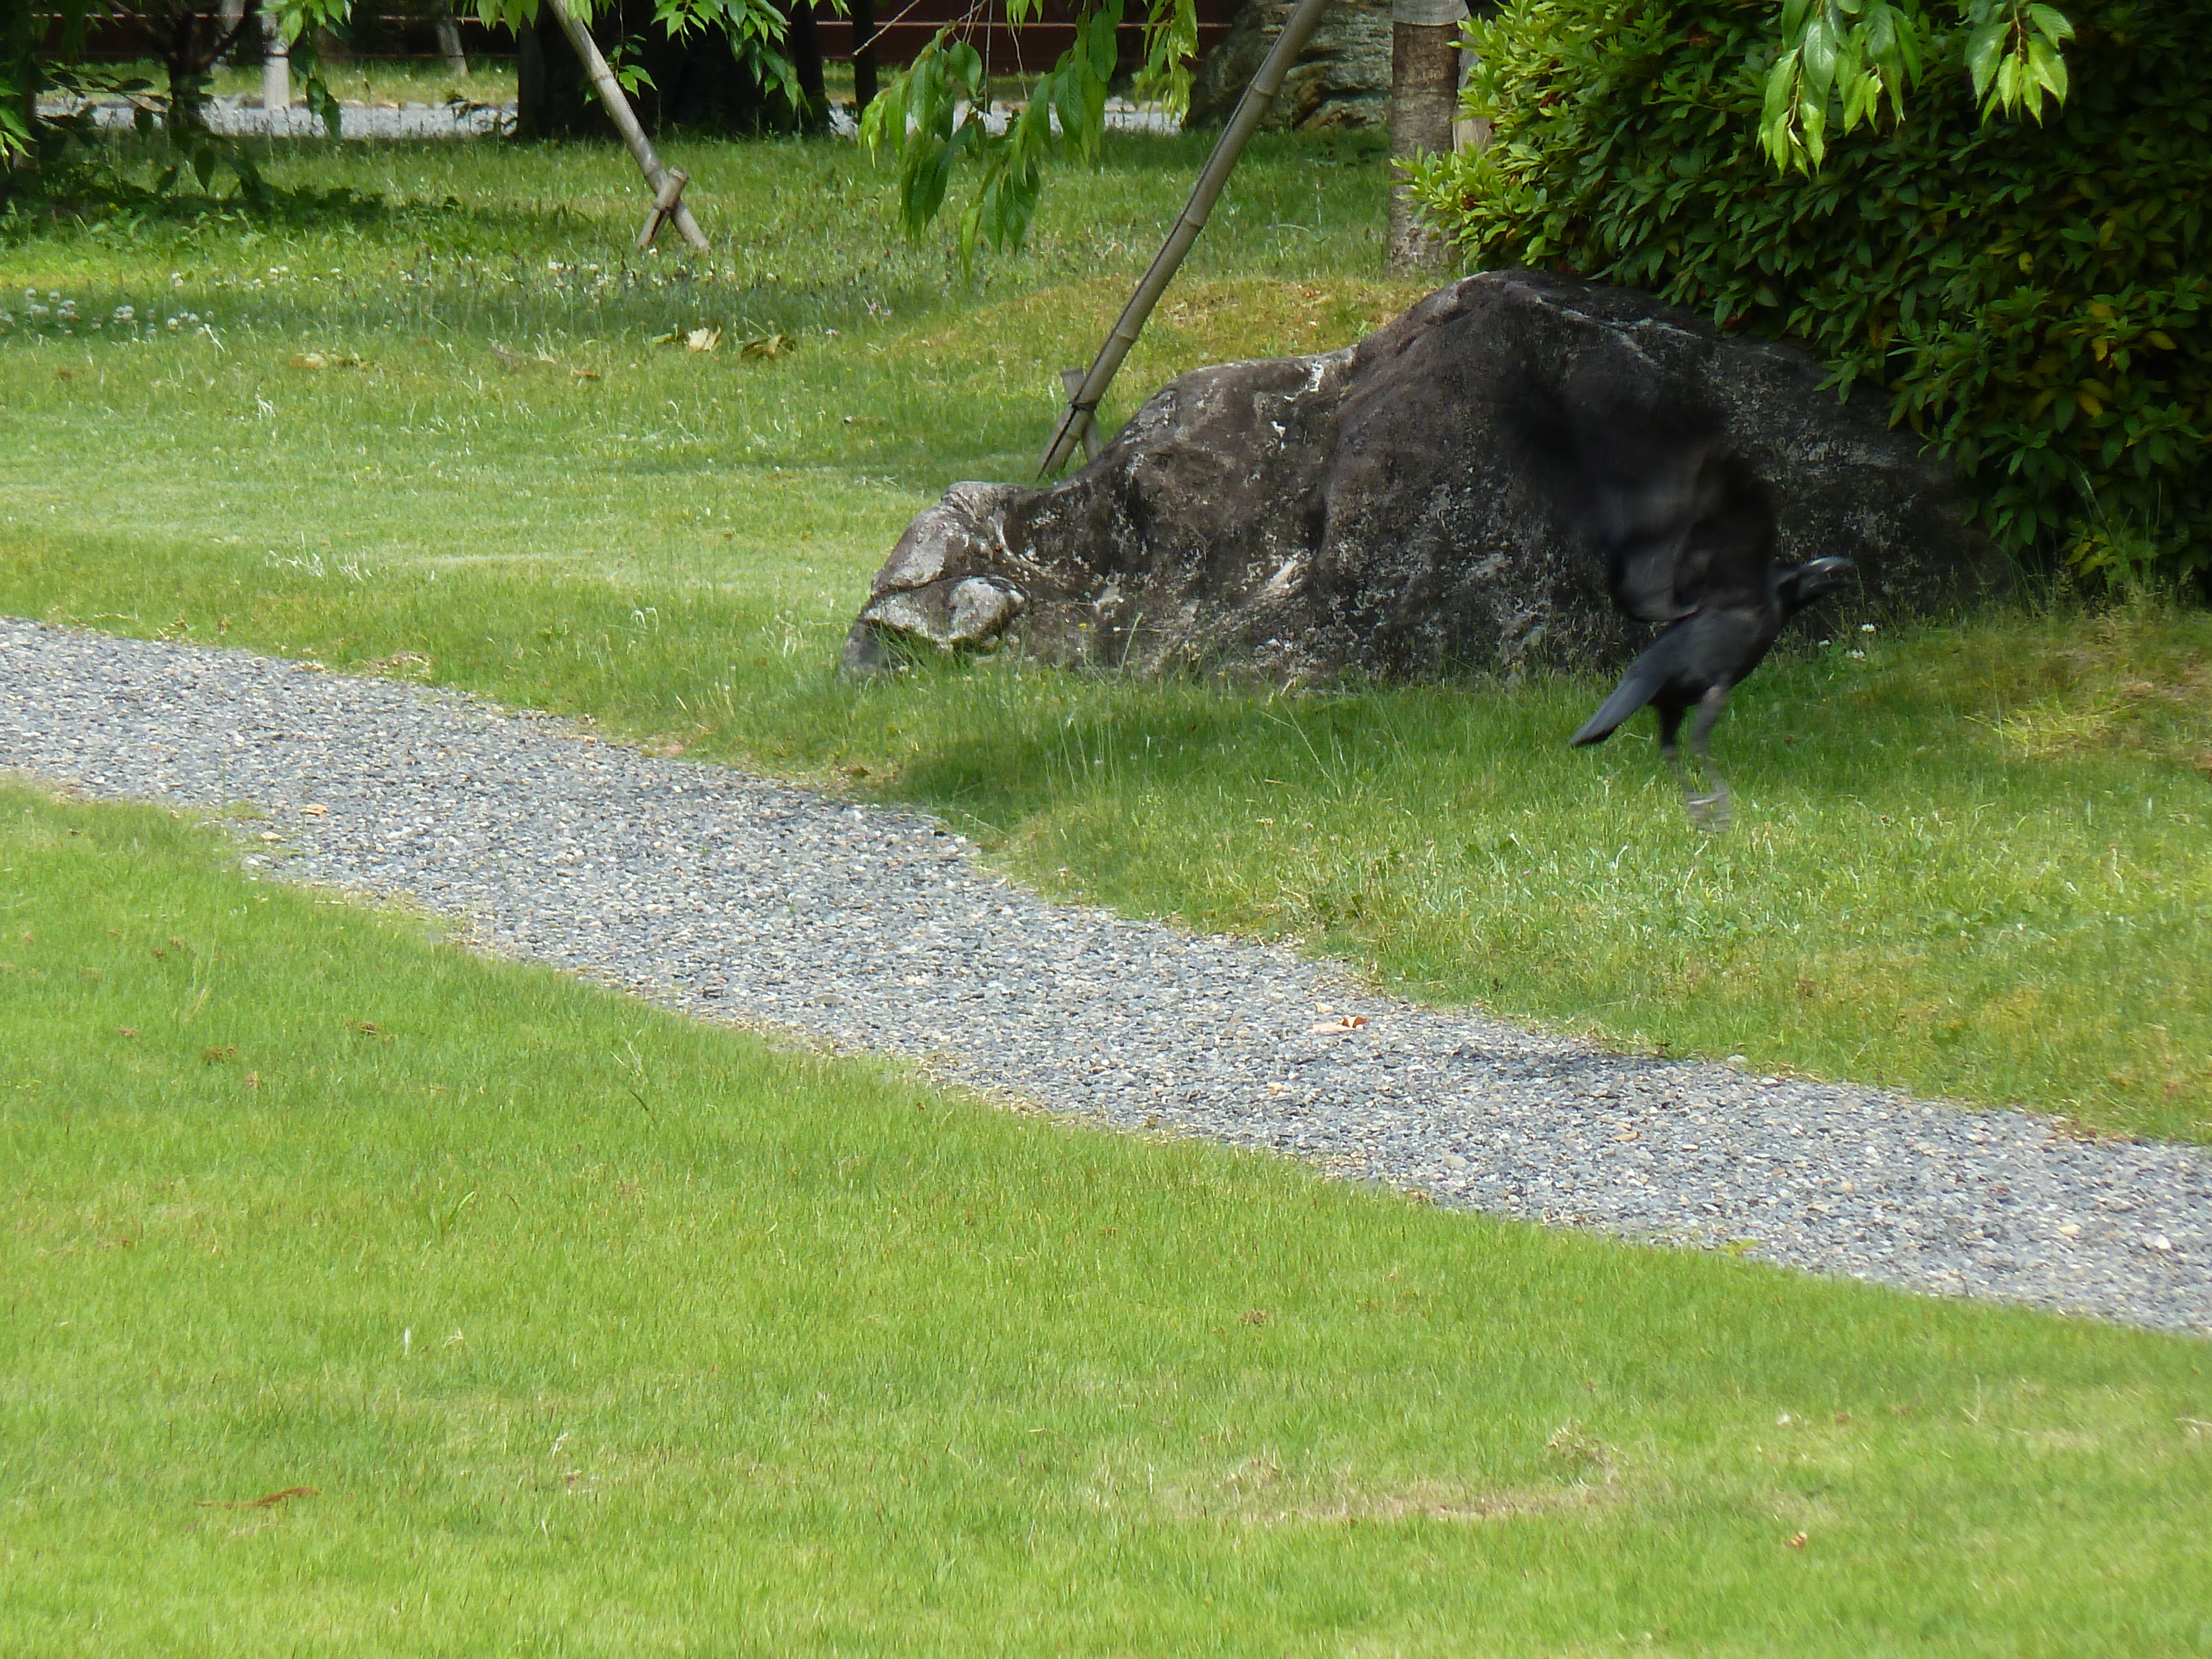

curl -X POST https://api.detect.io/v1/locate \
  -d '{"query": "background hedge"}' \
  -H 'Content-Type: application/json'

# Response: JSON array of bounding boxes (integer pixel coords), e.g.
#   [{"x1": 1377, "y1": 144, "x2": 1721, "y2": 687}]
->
[{"x1": 1412, "y1": 0, "x2": 2211, "y2": 586}]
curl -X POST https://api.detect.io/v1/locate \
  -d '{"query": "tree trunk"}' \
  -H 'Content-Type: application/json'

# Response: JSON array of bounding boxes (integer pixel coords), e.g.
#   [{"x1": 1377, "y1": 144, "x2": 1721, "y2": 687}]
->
[
  {"x1": 1386, "y1": 0, "x2": 1463, "y2": 271},
  {"x1": 785, "y1": 0, "x2": 827, "y2": 131},
  {"x1": 164, "y1": 9, "x2": 210, "y2": 135},
  {"x1": 262, "y1": 6, "x2": 290, "y2": 114},
  {"x1": 848, "y1": 0, "x2": 878, "y2": 110},
  {"x1": 436, "y1": 13, "x2": 469, "y2": 77},
  {"x1": 4, "y1": 0, "x2": 36, "y2": 167}
]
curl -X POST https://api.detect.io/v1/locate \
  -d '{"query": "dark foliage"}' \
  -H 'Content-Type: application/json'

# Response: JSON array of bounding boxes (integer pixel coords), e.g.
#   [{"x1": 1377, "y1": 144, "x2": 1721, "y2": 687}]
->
[{"x1": 1411, "y1": 0, "x2": 2212, "y2": 585}]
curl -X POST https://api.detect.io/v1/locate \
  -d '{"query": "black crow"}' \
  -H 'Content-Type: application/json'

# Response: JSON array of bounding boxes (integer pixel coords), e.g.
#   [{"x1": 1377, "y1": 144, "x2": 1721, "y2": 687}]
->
[
  {"x1": 1570, "y1": 476, "x2": 1852, "y2": 828},
  {"x1": 1517, "y1": 359, "x2": 1854, "y2": 826}
]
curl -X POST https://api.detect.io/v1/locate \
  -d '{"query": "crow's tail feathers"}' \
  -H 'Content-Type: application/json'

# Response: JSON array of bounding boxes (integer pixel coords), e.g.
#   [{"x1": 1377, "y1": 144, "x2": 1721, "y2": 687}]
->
[{"x1": 1569, "y1": 646, "x2": 1673, "y2": 748}]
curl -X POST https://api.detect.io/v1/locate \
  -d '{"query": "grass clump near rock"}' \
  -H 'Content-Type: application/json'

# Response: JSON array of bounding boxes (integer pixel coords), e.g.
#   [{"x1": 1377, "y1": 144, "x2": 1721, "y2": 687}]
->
[
  {"x1": 5, "y1": 784, "x2": 2211, "y2": 1655},
  {"x1": 1413, "y1": 0, "x2": 2212, "y2": 585}
]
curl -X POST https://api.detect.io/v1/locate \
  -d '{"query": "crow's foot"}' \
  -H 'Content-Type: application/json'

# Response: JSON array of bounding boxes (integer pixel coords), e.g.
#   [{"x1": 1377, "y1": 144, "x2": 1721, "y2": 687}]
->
[{"x1": 1684, "y1": 788, "x2": 1732, "y2": 833}]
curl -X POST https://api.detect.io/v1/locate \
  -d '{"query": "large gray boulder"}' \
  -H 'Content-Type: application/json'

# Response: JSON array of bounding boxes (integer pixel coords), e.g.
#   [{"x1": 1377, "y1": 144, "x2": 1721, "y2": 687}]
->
[{"x1": 842, "y1": 271, "x2": 2005, "y2": 681}]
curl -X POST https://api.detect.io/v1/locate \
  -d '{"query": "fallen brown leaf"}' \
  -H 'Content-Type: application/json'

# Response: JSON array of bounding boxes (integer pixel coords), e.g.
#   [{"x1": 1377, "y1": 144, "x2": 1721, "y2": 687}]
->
[
  {"x1": 200, "y1": 1485, "x2": 319, "y2": 1511},
  {"x1": 1786, "y1": 1532, "x2": 1808, "y2": 1550}
]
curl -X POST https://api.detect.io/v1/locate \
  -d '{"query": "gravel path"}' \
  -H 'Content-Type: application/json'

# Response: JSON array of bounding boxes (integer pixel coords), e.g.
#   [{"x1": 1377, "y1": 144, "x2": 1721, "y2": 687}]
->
[
  {"x1": 34, "y1": 95, "x2": 1177, "y2": 142},
  {"x1": 6, "y1": 618, "x2": 2208, "y2": 1336},
  {"x1": 37, "y1": 94, "x2": 513, "y2": 140}
]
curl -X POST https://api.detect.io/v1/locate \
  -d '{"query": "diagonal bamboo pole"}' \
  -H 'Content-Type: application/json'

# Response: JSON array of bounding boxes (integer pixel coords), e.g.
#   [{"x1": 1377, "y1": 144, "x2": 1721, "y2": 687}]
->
[
  {"x1": 1037, "y1": 0, "x2": 1336, "y2": 477},
  {"x1": 541, "y1": 0, "x2": 711, "y2": 253}
]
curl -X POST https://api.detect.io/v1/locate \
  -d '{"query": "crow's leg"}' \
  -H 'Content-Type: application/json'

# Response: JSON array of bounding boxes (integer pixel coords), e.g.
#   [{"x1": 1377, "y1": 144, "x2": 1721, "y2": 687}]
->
[
  {"x1": 1684, "y1": 685, "x2": 1731, "y2": 831},
  {"x1": 1656, "y1": 703, "x2": 1695, "y2": 802}
]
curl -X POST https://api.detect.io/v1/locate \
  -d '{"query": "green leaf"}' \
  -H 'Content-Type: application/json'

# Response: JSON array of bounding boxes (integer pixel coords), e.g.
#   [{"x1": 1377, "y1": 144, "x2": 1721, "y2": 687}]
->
[
  {"x1": 1801, "y1": 13, "x2": 1840, "y2": 96},
  {"x1": 2028, "y1": 39, "x2": 2068, "y2": 103},
  {"x1": 1965, "y1": 19, "x2": 2006, "y2": 99},
  {"x1": 1761, "y1": 49, "x2": 1801, "y2": 126},
  {"x1": 1799, "y1": 86, "x2": 1827, "y2": 165}
]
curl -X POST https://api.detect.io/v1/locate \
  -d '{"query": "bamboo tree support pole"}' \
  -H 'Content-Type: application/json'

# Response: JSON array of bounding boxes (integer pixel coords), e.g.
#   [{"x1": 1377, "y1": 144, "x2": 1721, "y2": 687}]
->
[
  {"x1": 541, "y1": 0, "x2": 710, "y2": 253},
  {"x1": 1037, "y1": 0, "x2": 1335, "y2": 477},
  {"x1": 638, "y1": 168, "x2": 692, "y2": 250}
]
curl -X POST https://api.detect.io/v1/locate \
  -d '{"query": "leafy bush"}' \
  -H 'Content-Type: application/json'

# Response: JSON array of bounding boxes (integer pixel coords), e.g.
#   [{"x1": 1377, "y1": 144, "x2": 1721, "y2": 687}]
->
[{"x1": 1410, "y1": 0, "x2": 2212, "y2": 586}]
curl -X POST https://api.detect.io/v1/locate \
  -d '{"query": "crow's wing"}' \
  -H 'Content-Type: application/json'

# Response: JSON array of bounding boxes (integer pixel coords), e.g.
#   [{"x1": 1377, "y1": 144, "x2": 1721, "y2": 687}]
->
[
  {"x1": 1568, "y1": 627, "x2": 1693, "y2": 748},
  {"x1": 1606, "y1": 530, "x2": 1697, "y2": 623}
]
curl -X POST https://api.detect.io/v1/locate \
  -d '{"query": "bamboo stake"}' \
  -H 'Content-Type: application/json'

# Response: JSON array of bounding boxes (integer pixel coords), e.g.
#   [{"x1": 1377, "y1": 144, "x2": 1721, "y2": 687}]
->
[
  {"x1": 638, "y1": 168, "x2": 691, "y2": 251},
  {"x1": 541, "y1": 0, "x2": 710, "y2": 254},
  {"x1": 1038, "y1": 0, "x2": 1335, "y2": 477}
]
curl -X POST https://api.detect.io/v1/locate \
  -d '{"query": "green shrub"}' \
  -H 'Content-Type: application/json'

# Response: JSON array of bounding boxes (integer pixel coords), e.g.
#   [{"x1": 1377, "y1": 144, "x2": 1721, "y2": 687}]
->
[{"x1": 1411, "y1": 0, "x2": 2212, "y2": 585}]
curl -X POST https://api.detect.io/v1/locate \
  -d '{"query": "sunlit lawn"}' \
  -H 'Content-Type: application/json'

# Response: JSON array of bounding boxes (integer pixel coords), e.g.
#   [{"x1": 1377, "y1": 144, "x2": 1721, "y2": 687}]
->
[
  {"x1": 4, "y1": 785, "x2": 2210, "y2": 1656},
  {"x1": 2, "y1": 132, "x2": 2209, "y2": 1141}
]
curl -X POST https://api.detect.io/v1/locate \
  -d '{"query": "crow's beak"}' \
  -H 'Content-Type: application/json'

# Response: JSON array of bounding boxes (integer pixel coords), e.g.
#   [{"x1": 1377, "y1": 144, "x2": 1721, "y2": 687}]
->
[{"x1": 1799, "y1": 554, "x2": 1854, "y2": 591}]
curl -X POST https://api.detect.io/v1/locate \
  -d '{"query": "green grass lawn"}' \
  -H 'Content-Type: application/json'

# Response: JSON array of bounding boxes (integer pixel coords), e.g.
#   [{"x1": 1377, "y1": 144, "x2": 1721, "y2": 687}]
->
[
  {"x1": 2, "y1": 134, "x2": 2210, "y2": 1143},
  {"x1": 6, "y1": 783, "x2": 2210, "y2": 1656},
  {"x1": 90, "y1": 55, "x2": 523, "y2": 109}
]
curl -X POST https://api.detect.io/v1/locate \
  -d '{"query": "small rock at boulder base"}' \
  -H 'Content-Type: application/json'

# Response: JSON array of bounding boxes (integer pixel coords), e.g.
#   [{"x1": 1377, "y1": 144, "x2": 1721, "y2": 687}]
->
[{"x1": 842, "y1": 271, "x2": 2006, "y2": 682}]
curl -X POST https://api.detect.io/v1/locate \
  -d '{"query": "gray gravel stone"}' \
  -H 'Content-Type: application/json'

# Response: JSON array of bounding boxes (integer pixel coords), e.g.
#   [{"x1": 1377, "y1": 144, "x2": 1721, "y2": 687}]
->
[
  {"x1": 5, "y1": 618, "x2": 2208, "y2": 1337},
  {"x1": 36, "y1": 93, "x2": 515, "y2": 140}
]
